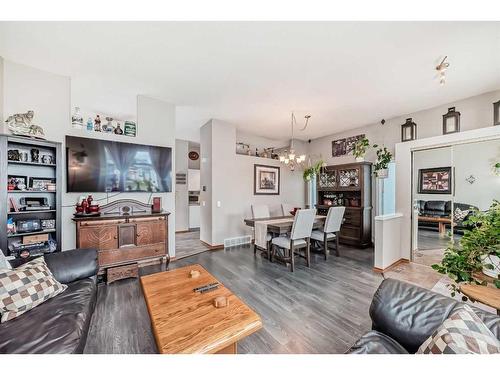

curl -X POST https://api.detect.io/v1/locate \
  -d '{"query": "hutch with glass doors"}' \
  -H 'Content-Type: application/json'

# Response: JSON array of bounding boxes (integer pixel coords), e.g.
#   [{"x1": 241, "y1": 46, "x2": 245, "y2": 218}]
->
[
  {"x1": 0, "y1": 135, "x2": 62, "y2": 258},
  {"x1": 316, "y1": 161, "x2": 372, "y2": 247}
]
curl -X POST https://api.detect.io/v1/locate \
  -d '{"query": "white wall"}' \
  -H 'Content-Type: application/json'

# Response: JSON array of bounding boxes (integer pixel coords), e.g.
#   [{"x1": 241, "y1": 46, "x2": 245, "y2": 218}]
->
[
  {"x1": 200, "y1": 121, "x2": 213, "y2": 245},
  {"x1": 201, "y1": 119, "x2": 305, "y2": 246},
  {"x1": 1, "y1": 59, "x2": 177, "y2": 256},
  {"x1": 175, "y1": 139, "x2": 189, "y2": 232}
]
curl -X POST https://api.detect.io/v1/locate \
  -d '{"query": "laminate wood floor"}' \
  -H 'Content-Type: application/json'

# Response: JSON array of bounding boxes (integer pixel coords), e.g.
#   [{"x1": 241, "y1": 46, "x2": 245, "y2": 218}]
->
[
  {"x1": 84, "y1": 244, "x2": 383, "y2": 354},
  {"x1": 175, "y1": 229, "x2": 211, "y2": 259}
]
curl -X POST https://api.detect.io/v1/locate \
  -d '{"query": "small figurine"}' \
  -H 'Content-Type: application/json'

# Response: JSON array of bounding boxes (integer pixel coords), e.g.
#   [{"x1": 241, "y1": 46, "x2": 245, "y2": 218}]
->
[
  {"x1": 86, "y1": 117, "x2": 93, "y2": 131},
  {"x1": 104, "y1": 117, "x2": 114, "y2": 133},
  {"x1": 30, "y1": 148, "x2": 40, "y2": 163},
  {"x1": 114, "y1": 123, "x2": 123, "y2": 135},
  {"x1": 72, "y1": 107, "x2": 83, "y2": 129},
  {"x1": 94, "y1": 115, "x2": 102, "y2": 132},
  {"x1": 5, "y1": 110, "x2": 45, "y2": 139}
]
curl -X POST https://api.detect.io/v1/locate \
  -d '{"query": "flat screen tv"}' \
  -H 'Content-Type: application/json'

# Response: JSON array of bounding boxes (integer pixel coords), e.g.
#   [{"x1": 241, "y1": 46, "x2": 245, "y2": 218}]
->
[{"x1": 66, "y1": 136, "x2": 172, "y2": 193}]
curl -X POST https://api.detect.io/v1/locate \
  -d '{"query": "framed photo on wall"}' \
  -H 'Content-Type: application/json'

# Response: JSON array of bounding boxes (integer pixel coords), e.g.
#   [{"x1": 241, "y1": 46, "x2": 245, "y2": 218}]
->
[
  {"x1": 254, "y1": 164, "x2": 280, "y2": 195},
  {"x1": 418, "y1": 167, "x2": 452, "y2": 194}
]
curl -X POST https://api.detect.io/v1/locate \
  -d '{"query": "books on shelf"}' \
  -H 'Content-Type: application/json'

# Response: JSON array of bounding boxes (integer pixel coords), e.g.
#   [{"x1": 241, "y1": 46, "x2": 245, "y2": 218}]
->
[{"x1": 8, "y1": 197, "x2": 19, "y2": 212}]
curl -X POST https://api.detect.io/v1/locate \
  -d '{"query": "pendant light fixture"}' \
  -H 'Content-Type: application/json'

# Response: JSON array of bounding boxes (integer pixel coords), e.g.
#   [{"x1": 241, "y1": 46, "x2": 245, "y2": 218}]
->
[{"x1": 279, "y1": 112, "x2": 310, "y2": 171}]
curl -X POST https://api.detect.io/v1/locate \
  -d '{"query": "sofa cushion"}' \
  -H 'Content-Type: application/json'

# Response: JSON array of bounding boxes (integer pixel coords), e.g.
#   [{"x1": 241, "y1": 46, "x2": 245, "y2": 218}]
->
[
  {"x1": 0, "y1": 257, "x2": 67, "y2": 323},
  {"x1": 425, "y1": 200, "x2": 447, "y2": 212},
  {"x1": 0, "y1": 277, "x2": 97, "y2": 354},
  {"x1": 417, "y1": 305, "x2": 500, "y2": 354},
  {"x1": 347, "y1": 331, "x2": 409, "y2": 354},
  {"x1": 44, "y1": 248, "x2": 98, "y2": 284}
]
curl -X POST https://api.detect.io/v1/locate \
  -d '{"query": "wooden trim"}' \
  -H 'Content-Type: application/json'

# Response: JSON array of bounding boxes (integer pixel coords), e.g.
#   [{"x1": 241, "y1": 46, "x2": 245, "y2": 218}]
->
[
  {"x1": 200, "y1": 240, "x2": 224, "y2": 250},
  {"x1": 373, "y1": 258, "x2": 409, "y2": 273}
]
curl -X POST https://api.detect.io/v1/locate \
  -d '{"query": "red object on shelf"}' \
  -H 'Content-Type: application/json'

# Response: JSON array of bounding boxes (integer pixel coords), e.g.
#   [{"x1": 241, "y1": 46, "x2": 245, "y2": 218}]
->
[{"x1": 152, "y1": 197, "x2": 162, "y2": 213}]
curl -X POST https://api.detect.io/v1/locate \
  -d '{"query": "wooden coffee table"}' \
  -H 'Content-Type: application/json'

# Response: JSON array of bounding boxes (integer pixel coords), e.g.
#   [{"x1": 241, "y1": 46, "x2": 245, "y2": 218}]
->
[
  {"x1": 140, "y1": 264, "x2": 262, "y2": 354},
  {"x1": 418, "y1": 216, "x2": 452, "y2": 238}
]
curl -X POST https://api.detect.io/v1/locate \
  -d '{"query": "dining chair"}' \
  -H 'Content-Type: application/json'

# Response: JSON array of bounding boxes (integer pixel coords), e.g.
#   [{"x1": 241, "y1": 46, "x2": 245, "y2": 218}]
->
[
  {"x1": 251, "y1": 204, "x2": 272, "y2": 259},
  {"x1": 310, "y1": 206, "x2": 345, "y2": 259},
  {"x1": 271, "y1": 208, "x2": 316, "y2": 272},
  {"x1": 281, "y1": 203, "x2": 298, "y2": 216}
]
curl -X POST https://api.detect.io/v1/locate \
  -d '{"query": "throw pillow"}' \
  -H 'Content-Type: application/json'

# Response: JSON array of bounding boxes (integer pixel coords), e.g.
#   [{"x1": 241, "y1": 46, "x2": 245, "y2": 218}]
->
[
  {"x1": 0, "y1": 256, "x2": 67, "y2": 323},
  {"x1": 453, "y1": 208, "x2": 470, "y2": 223},
  {"x1": 417, "y1": 304, "x2": 500, "y2": 354}
]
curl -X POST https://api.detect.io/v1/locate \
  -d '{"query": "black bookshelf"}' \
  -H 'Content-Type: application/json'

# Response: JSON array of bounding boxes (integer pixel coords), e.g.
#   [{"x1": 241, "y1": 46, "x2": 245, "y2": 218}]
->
[{"x1": 0, "y1": 135, "x2": 62, "y2": 257}]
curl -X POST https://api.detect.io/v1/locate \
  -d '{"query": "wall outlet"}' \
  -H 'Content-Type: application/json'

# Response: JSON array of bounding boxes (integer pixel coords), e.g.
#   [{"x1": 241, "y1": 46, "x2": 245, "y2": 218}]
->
[{"x1": 216, "y1": 201, "x2": 221, "y2": 207}]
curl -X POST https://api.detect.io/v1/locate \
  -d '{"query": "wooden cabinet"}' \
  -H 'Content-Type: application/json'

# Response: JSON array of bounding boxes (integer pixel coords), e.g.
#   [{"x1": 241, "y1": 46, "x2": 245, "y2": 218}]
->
[
  {"x1": 74, "y1": 199, "x2": 170, "y2": 275},
  {"x1": 316, "y1": 162, "x2": 372, "y2": 248}
]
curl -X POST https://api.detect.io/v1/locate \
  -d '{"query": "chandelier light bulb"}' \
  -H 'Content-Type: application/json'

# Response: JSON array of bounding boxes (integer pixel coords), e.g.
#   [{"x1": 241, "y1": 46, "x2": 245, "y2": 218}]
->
[
  {"x1": 284, "y1": 158, "x2": 289, "y2": 164},
  {"x1": 279, "y1": 155, "x2": 285, "y2": 162}
]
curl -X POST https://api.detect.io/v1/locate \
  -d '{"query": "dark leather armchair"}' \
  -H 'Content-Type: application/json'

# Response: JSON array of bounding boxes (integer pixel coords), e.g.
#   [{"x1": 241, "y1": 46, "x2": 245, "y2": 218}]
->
[
  {"x1": 348, "y1": 279, "x2": 500, "y2": 354},
  {"x1": 0, "y1": 249, "x2": 98, "y2": 354}
]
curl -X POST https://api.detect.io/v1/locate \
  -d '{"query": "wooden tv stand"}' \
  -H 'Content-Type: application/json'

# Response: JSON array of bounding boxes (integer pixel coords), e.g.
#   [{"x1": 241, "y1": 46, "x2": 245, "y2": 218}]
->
[{"x1": 73, "y1": 199, "x2": 170, "y2": 281}]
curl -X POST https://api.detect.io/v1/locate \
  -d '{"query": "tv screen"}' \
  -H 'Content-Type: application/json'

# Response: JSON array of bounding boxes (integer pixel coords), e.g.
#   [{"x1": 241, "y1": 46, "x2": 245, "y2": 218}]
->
[{"x1": 66, "y1": 136, "x2": 172, "y2": 193}]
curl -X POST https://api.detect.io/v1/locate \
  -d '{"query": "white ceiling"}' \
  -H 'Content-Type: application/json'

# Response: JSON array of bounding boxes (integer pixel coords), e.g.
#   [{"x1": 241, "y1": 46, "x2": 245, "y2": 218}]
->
[{"x1": 1, "y1": 21, "x2": 499, "y2": 142}]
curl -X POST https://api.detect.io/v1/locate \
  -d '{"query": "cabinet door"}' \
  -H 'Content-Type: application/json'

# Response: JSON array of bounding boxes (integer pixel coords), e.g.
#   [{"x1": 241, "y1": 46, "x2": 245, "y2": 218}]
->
[
  {"x1": 79, "y1": 225, "x2": 118, "y2": 250},
  {"x1": 136, "y1": 220, "x2": 166, "y2": 246}
]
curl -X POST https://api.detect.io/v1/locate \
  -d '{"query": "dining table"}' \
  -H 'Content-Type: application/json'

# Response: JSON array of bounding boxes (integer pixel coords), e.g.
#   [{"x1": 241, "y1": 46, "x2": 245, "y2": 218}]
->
[{"x1": 243, "y1": 215, "x2": 326, "y2": 235}]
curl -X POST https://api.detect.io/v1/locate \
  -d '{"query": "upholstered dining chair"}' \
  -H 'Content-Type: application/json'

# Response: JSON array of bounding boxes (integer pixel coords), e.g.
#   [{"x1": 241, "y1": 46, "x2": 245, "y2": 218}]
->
[
  {"x1": 281, "y1": 203, "x2": 298, "y2": 216},
  {"x1": 271, "y1": 208, "x2": 316, "y2": 272},
  {"x1": 251, "y1": 204, "x2": 272, "y2": 258},
  {"x1": 310, "y1": 206, "x2": 345, "y2": 259}
]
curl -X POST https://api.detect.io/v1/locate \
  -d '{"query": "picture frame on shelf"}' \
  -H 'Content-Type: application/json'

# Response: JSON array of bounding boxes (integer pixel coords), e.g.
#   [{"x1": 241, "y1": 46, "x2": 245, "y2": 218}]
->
[
  {"x1": 442, "y1": 107, "x2": 460, "y2": 135},
  {"x1": 494, "y1": 100, "x2": 500, "y2": 126},
  {"x1": 254, "y1": 164, "x2": 280, "y2": 195},
  {"x1": 8, "y1": 175, "x2": 28, "y2": 191},
  {"x1": 29, "y1": 177, "x2": 56, "y2": 191},
  {"x1": 418, "y1": 167, "x2": 452, "y2": 194}
]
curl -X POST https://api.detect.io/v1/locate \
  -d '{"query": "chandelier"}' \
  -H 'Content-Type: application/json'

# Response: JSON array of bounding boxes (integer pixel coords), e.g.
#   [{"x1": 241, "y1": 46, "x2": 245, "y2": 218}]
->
[
  {"x1": 279, "y1": 112, "x2": 310, "y2": 171},
  {"x1": 435, "y1": 56, "x2": 450, "y2": 86}
]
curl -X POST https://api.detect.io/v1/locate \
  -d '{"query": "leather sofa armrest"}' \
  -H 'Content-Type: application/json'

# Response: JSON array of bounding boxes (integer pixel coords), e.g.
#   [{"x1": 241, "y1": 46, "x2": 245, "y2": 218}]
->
[
  {"x1": 44, "y1": 248, "x2": 98, "y2": 284},
  {"x1": 369, "y1": 278, "x2": 460, "y2": 353}
]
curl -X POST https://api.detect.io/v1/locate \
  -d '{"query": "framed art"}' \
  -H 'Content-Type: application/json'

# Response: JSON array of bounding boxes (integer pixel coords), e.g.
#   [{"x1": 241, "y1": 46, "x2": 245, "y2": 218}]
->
[
  {"x1": 254, "y1": 164, "x2": 280, "y2": 195},
  {"x1": 494, "y1": 100, "x2": 500, "y2": 126},
  {"x1": 442, "y1": 107, "x2": 460, "y2": 135},
  {"x1": 418, "y1": 167, "x2": 452, "y2": 194},
  {"x1": 332, "y1": 138, "x2": 346, "y2": 157}
]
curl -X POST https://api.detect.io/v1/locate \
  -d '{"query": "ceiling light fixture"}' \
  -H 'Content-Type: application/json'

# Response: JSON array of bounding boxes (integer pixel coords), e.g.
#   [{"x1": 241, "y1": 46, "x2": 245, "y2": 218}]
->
[
  {"x1": 436, "y1": 56, "x2": 450, "y2": 86},
  {"x1": 279, "y1": 112, "x2": 310, "y2": 171}
]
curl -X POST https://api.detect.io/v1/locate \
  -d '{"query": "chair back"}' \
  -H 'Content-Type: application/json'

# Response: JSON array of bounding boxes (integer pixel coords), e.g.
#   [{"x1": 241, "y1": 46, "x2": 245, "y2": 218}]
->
[
  {"x1": 281, "y1": 203, "x2": 298, "y2": 216},
  {"x1": 251, "y1": 204, "x2": 270, "y2": 219},
  {"x1": 324, "y1": 206, "x2": 346, "y2": 233},
  {"x1": 290, "y1": 208, "x2": 316, "y2": 240}
]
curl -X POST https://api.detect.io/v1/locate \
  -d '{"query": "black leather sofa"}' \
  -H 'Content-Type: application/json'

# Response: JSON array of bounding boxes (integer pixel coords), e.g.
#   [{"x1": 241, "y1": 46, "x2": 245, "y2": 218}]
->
[
  {"x1": 0, "y1": 248, "x2": 98, "y2": 354},
  {"x1": 348, "y1": 279, "x2": 500, "y2": 354},
  {"x1": 417, "y1": 200, "x2": 477, "y2": 234}
]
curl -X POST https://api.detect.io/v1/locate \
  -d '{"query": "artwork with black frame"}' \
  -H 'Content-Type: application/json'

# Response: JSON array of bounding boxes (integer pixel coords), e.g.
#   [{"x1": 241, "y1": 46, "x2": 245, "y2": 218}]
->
[
  {"x1": 254, "y1": 164, "x2": 280, "y2": 195},
  {"x1": 401, "y1": 118, "x2": 417, "y2": 142},
  {"x1": 494, "y1": 100, "x2": 500, "y2": 126},
  {"x1": 418, "y1": 167, "x2": 452, "y2": 194},
  {"x1": 442, "y1": 107, "x2": 460, "y2": 135}
]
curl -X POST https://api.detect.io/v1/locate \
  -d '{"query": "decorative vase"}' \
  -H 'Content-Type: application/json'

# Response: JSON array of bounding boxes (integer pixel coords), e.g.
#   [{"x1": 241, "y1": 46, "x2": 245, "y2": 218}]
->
[
  {"x1": 72, "y1": 107, "x2": 83, "y2": 129},
  {"x1": 355, "y1": 157, "x2": 364, "y2": 162},
  {"x1": 481, "y1": 254, "x2": 500, "y2": 278},
  {"x1": 376, "y1": 168, "x2": 389, "y2": 178}
]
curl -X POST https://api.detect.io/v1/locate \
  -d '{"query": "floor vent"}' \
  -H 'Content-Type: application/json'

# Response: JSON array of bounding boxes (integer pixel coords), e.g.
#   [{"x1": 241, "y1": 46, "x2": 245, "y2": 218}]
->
[{"x1": 224, "y1": 235, "x2": 252, "y2": 248}]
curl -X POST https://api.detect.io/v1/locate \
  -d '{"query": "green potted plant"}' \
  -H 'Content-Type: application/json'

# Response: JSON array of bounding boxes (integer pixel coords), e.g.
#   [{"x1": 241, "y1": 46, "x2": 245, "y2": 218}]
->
[
  {"x1": 353, "y1": 138, "x2": 377, "y2": 162},
  {"x1": 494, "y1": 162, "x2": 500, "y2": 176},
  {"x1": 303, "y1": 160, "x2": 325, "y2": 182},
  {"x1": 373, "y1": 146, "x2": 392, "y2": 178},
  {"x1": 432, "y1": 200, "x2": 500, "y2": 298}
]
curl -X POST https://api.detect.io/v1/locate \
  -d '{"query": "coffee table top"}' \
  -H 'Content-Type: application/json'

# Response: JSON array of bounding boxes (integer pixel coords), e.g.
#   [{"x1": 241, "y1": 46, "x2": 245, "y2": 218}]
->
[
  {"x1": 140, "y1": 264, "x2": 262, "y2": 353},
  {"x1": 417, "y1": 215, "x2": 452, "y2": 223}
]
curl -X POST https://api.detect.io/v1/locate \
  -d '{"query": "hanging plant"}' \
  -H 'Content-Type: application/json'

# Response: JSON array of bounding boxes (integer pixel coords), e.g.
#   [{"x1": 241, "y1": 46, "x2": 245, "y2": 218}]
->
[
  {"x1": 303, "y1": 160, "x2": 325, "y2": 182},
  {"x1": 373, "y1": 146, "x2": 392, "y2": 178},
  {"x1": 353, "y1": 138, "x2": 377, "y2": 160}
]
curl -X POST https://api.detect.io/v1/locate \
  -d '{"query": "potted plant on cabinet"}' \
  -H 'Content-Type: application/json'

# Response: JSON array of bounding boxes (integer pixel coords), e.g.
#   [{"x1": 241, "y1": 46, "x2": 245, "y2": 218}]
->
[
  {"x1": 373, "y1": 146, "x2": 392, "y2": 178},
  {"x1": 432, "y1": 200, "x2": 500, "y2": 298},
  {"x1": 353, "y1": 137, "x2": 377, "y2": 162},
  {"x1": 303, "y1": 160, "x2": 325, "y2": 182}
]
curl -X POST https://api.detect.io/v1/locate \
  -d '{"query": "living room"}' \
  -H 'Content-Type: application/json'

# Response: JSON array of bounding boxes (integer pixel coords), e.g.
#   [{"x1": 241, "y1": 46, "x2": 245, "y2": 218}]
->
[{"x1": 1, "y1": 2, "x2": 500, "y2": 373}]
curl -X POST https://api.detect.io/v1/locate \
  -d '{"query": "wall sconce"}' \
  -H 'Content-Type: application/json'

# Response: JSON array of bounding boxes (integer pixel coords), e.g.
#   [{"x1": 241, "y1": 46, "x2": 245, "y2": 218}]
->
[
  {"x1": 442, "y1": 107, "x2": 460, "y2": 135},
  {"x1": 401, "y1": 118, "x2": 417, "y2": 142}
]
